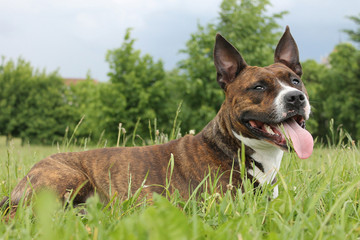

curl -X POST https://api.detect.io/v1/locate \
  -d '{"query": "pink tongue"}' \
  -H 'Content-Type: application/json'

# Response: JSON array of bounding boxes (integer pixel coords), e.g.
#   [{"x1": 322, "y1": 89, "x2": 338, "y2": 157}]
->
[{"x1": 282, "y1": 119, "x2": 314, "y2": 159}]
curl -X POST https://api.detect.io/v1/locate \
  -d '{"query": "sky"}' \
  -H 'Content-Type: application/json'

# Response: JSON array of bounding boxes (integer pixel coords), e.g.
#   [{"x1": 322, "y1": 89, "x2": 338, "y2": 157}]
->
[{"x1": 0, "y1": 0, "x2": 359, "y2": 82}]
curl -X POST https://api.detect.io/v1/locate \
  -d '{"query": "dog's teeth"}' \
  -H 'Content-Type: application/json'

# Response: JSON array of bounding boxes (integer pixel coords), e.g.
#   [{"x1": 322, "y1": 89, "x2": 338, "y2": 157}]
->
[{"x1": 264, "y1": 124, "x2": 275, "y2": 135}]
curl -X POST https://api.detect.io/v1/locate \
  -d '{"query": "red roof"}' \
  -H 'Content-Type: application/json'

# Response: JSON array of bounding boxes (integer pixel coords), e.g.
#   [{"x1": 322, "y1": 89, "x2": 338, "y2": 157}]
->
[{"x1": 63, "y1": 78, "x2": 99, "y2": 86}]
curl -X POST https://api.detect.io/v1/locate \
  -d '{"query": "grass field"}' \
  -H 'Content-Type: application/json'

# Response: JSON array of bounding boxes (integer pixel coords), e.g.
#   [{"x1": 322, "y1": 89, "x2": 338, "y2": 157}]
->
[{"x1": 0, "y1": 135, "x2": 360, "y2": 239}]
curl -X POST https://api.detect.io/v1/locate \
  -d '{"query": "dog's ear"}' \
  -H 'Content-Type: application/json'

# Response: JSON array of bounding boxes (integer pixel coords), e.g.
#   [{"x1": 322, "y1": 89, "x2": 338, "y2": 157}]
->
[
  {"x1": 214, "y1": 34, "x2": 247, "y2": 89},
  {"x1": 274, "y1": 26, "x2": 302, "y2": 77}
]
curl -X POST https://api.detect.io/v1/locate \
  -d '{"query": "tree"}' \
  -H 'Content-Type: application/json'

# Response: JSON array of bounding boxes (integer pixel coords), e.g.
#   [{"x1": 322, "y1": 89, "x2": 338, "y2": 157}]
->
[
  {"x1": 343, "y1": 14, "x2": 360, "y2": 45},
  {"x1": 0, "y1": 58, "x2": 33, "y2": 143},
  {"x1": 19, "y1": 71, "x2": 79, "y2": 144},
  {"x1": 301, "y1": 59, "x2": 329, "y2": 138},
  {"x1": 67, "y1": 76, "x2": 105, "y2": 144},
  {"x1": 321, "y1": 43, "x2": 360, "y2": 140},
  {"x1": 177, "y1": 0, "x2": 287, "y2": 132},
  {"x1": 302, "y1": 43, "x2": 360, "y2": 142},
  {"x1": 104, "y1": 29, "x2": 175, "y2": 143},
  {"x1": 300, "y1": 14, "x2": 360, "y2": 143},
  {"x1": 0, "y1": 57, "x2": 79, "y2": 145}
]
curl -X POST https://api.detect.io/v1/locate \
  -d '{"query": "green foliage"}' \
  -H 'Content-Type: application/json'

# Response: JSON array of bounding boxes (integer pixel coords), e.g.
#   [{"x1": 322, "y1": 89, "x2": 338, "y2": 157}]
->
[
  {"x1": 303, "y1": 42, "x2": 360, "y2": 141},
  {"x1": 0, "y1": 58, "x2": 77, "y2": 145},
  {"x1": 0, "y1": 58, "x2": 33, "y2": 142},
  {"x1": 104, "y1": 29, "x2": 176, "y2": 143},
  {"x1": 321, "y1": 43, "x2": 360, "y2": 139},
  {"x1": 21, "y1": 71, "x2": 78, "y2": 144},
  {"x1": 178, "y1": 0, "x2": 287, "y2": 132},
  {"x1": 343, "y1": 13, "x2": 360, "y2": 44},
  {"x1": 301, "y1": 60, "x2": 328, "y2": 137},
  {"x1": 67, "y1": 78, "x2": 104, "y2": 144}
]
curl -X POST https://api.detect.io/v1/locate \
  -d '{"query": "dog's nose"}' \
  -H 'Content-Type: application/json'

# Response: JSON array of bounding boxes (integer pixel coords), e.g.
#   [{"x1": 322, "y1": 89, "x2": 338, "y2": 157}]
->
[{"x1": 284, "y1": 91, "x2": 306, "y2": 107}]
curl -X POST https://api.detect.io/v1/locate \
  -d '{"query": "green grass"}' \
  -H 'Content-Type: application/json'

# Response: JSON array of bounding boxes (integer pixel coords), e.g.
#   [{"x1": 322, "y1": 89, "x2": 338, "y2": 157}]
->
[{"x1": 0, "y1": 136, "x2": 360, "y2": 239}]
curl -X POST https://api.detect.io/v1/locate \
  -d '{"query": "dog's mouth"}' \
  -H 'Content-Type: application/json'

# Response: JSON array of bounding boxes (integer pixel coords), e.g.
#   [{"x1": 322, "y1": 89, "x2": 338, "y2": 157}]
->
[
  {"x1": 245, "y1": 115, "x2": 313, "y2": 159},
  {"x1": 246, "y1": 115, "x2": 305, "y2": 147}
]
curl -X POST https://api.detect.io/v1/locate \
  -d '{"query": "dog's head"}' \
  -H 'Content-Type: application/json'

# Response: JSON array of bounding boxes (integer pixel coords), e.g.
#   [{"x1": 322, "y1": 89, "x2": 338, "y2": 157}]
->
[{"x1": 214, "y1": 26, "x2": 313, "y2": 159}]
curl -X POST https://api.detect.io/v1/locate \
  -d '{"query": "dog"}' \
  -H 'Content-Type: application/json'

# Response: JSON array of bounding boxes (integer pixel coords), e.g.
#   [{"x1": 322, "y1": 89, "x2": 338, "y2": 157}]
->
[{"x1": 1, "y1": 26, "x2": 313, "y2": 215}]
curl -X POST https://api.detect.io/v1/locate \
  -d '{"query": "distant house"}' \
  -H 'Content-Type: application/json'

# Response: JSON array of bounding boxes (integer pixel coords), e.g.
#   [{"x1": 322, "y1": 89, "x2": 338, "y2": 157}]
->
[{"x1": 63, "y1": 78, "x2": 99, "y2": 86}]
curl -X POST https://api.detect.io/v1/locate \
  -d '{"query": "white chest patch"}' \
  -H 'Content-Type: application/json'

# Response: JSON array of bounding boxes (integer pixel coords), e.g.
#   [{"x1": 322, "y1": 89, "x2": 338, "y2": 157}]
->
[{"x1": 232, "y1": 130, "x2": 283, "y2": 199}]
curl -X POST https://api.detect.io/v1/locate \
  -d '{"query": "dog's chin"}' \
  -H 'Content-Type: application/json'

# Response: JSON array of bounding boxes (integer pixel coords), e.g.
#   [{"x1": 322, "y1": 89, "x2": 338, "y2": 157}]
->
[{"x1": 243, "y1": 114, "x2": 306, "y2": 151}]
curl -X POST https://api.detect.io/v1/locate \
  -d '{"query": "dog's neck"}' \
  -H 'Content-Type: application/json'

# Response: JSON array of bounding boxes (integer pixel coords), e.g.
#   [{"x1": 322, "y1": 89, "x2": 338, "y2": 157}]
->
[
  {"x1": 199, "y1": 107, "x2": 283, "y2": 198},
  {"x1": 199, "y1": 109, "x2": 241, "y2": 162}
]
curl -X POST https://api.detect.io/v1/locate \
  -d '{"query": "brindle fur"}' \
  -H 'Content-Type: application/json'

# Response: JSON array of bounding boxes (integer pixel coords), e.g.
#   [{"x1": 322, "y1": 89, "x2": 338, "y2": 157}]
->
[{"x1": 1, "y1": 26, "x2": 307, "y2": 216}]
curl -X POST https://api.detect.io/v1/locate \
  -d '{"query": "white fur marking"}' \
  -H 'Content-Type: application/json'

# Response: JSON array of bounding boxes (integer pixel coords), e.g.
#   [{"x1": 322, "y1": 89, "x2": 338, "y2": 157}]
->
[
  {"x1": 274, "y1": 81, "x2": 311, "y2": 120},
  {"x1": 232, "y1": 130, "x2": 283, "y2": 198},
  {"x1": 273, "y1": 185, "x2": 279, "y2": 199}
]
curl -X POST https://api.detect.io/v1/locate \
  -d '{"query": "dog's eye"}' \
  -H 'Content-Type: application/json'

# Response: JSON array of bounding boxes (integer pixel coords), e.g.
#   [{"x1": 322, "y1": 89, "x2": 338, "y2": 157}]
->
[
  {"x1": 292, "y1": 79, "x2": 300, "y2": 85},
  {"x1": 254, "y1": 85, "x2": 265, "y2": 91}
]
